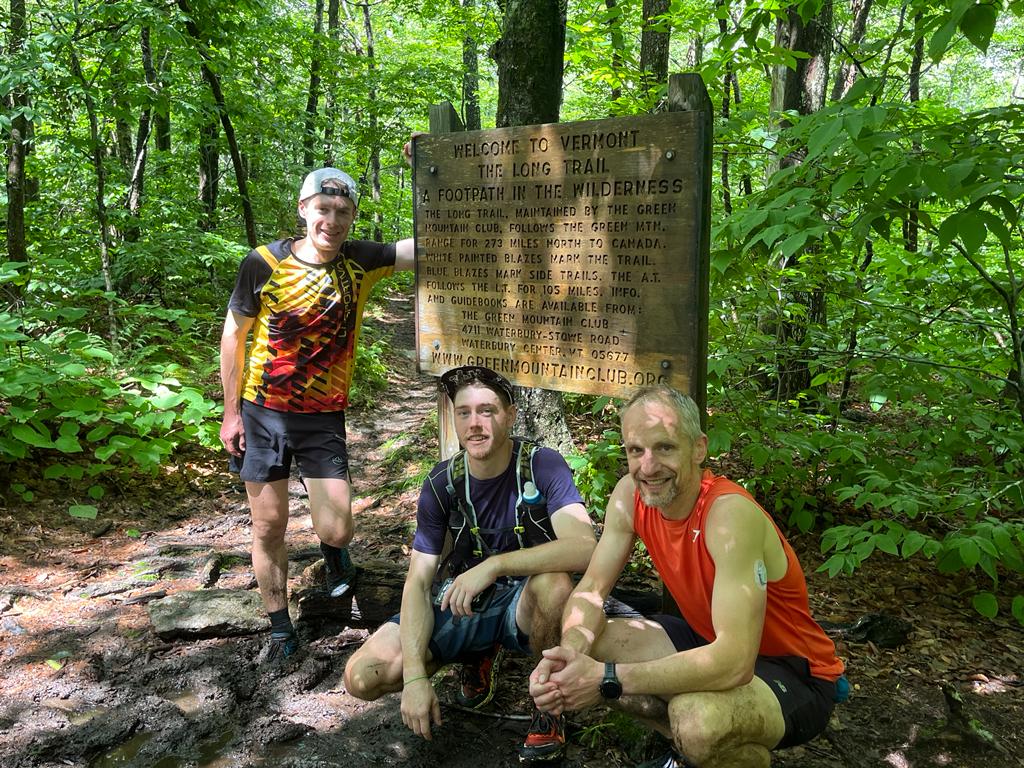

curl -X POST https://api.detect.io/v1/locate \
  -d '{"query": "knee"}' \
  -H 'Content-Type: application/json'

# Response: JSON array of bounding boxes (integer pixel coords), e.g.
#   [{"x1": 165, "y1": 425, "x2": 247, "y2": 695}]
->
[
  {"x1": 312, "y1": 504, "x2": 354, "y2": 548},
  {"x1": 343, "y1": 656, "x2": 382, "y2": 701},
  {"x1": 669, "y1": 695, "x2": 726, "y2": 765},
  {"x1": 251, "y1": 515, "x2": 288, "y2": 545},
  {"x1": 526, "y1": 571, "x2": 573, "y2": 615}
]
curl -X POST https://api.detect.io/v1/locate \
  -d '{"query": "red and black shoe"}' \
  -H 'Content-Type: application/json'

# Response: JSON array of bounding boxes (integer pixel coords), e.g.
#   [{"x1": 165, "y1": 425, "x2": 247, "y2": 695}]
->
[
  {"x1": 456, "y1": 644, "x2": 503, "y2": 708},
  {"x1": 519, "y1": 708, "x2": 566, "y2": 763}
]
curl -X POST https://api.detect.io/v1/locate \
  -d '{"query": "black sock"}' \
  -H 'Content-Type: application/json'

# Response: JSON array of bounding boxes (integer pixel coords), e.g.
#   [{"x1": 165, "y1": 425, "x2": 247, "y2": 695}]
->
[{"x1": 268, "y1": 608, "x2": 294, "y2": 638}]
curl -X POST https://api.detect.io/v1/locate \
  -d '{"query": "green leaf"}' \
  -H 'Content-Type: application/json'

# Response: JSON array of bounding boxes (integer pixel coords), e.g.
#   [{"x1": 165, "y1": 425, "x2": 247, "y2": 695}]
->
[
  {"x1": 901, "y1": 531, "x2": 928, "y2": 558},
  {"x1": 88, "y1": 485, "x2": 105, "y2": 500},
  {"x1": 958, "y1": 538, "x2": 981, "y2": 568},
  {"x1": 960, "y1": 4, "x2": 997, "y2": 52},
  {"x1": 1012, "y1": 595, "x2": 1024, "y2": 625},
  {"x1": 972, "y1": 591, "x2": 999, "y2": 618},
  {"x1": 68, "y1": 504, "x2": 98, "y2": 520},
  {"x1": 54, "y1": 435, "x2": 83, "y2": 453},
  {"x1": 11, "y1": 423, "x2": 54, "y2": 449}
]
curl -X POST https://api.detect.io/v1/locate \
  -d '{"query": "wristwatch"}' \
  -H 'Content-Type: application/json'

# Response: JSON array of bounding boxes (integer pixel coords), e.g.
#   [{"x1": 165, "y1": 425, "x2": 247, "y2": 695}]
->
[{"x1": 599, "y1": 661, "x2": 623, "y2": 700}]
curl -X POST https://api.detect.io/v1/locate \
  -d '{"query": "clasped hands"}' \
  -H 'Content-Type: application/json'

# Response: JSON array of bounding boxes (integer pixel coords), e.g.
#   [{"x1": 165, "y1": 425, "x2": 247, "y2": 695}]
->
[{"x1": 529, "y1": 645, "x2": 604, "y2": 715}]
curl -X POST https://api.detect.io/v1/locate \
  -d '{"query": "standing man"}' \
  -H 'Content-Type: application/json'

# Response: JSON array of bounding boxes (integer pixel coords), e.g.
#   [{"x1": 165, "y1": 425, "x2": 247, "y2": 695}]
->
[
  {"x1": 220, "y1": 167, "x2": 414, "y2": 663},
  {"x1": 344, "y1": 365, "x2": 596, "y2": 762},
  {"x1": 529, "y1": 386, "x2": 845, "y2": 768}
]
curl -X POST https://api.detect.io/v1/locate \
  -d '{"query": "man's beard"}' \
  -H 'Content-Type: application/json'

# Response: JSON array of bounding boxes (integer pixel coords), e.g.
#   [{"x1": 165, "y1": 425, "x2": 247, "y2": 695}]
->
[{"x1": 637, "y1": 476, "x2": 679, "y2": 509}]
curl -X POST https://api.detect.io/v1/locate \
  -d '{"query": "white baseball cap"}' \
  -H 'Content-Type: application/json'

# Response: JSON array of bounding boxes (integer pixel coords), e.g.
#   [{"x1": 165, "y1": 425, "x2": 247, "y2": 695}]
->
[{"x1": 299, "y1": 167, "x2": 359, "y2": 206}]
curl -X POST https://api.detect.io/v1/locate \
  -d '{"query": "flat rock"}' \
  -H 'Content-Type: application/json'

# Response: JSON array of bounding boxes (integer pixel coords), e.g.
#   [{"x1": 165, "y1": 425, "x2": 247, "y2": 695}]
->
[{"x1": 147, "y1": 589, "x2": 269, "y2": 639}]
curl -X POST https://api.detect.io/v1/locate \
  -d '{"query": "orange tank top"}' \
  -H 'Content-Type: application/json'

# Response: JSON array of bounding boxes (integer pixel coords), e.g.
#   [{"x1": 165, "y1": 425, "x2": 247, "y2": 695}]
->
[{"x1": 633, "y1": 470, "x2": 844, "y2": 681}]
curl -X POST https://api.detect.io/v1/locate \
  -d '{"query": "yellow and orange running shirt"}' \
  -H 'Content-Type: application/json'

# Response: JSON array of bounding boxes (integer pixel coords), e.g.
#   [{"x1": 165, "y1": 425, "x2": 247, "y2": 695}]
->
[
  {"x1": 633, "y1": 470, "x2": 845, "y2": 681},
  {"x1": 228, "y1": 237, "x2": 396, "y2": 413}
]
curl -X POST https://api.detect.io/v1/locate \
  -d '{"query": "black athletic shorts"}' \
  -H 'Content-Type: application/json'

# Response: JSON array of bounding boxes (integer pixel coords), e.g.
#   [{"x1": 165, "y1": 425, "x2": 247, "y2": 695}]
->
[
  {"x1": 651, "y1": 613, "x2": 836, "y2": 749},
  {"x1": 228, "y1": 399, "x2": 349, "y2": 483}
]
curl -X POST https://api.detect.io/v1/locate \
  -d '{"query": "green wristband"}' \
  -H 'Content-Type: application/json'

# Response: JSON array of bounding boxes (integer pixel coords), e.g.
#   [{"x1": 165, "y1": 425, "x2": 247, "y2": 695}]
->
[{"x1": 404, "y1": 674, "x2": 430, "y2": 686}]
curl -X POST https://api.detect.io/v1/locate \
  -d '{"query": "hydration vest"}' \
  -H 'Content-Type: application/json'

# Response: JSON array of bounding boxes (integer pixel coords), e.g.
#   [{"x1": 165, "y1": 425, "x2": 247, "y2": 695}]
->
[{"x1": 442, "y1": 438, "x2": 556, "y2": 575}]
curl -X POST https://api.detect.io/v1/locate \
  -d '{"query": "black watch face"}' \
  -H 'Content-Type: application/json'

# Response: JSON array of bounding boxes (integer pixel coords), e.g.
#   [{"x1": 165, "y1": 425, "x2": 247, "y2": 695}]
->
[{"x1": 600, "y1": 678, "x2": 622, "y2": 700}]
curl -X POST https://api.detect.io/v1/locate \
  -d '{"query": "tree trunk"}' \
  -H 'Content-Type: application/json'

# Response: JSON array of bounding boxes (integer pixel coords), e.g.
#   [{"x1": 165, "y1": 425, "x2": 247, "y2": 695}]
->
[
  {"x1": 604, "y1": 0, "x2": 624, "y2": 105},
  {"x1": 717, "y1": 2, "x2": 732, "y2": 215},
  {"x1": 125, "y1": 26, "x2": 157, "y2": 243},
  {"x1": 769, "y1": 2, "x2": 834, "y2": 400},
  {"x1": 177, "y1": 0, "x2": 257, "y2": 247},
  {"x1": 903, "y1": 13, "x2": 923, "y2": 253},
  {"x1": 155, "y1": 50, "x2": 172, "y2": 152},
  {"x1": 830, "y1": 0, "x2": 874, "y2": 101},
  {"x1": 493, "y1": 0, "x2": 565, "y2": 128},
  {"x1": 491, "y1": 0, "x2": 572, "y2": 453},
  {"x1": 361, "y1": 2, "x2": 384, "y2": 241},
  {"x1": 640, "y1": 0, "x2": 671, "y2": 93},
  {"x1": 324, "y1": 0, "x2": 340, "y2": 166},
  {"x1": 304, "y1": 0, "x2": 325, "y2": 170},
  {"x1": 462, "y1": 0, "x2": 481, "y2": 130},
  {"x1": 5, "y1": 0, "x2": 29, "y2": 286},
  {"x1": 68, "y1": 50, "x2": 119, "y2": 347},
  {"x1": 198, "y1": 118, "x2": 219, "y2": 232}
]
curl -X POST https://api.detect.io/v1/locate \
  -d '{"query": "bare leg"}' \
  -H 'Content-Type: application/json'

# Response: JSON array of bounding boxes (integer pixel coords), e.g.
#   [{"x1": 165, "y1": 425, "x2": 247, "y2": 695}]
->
[
  {"x1": 345, "y1": 622, "x2": 440, "y2": 701},
  {"x1": 669, "y1": 678, "x2": 783, "y2": 767},
  {"x1": 247, "y1": 479, "x2": 291, "y2": 613},
  {"x1": 305, "y1": 477, "x2": 353, "y2": 548},
  {"x1": 517, "y1": 572, "x2": 573, "y2": 656},
  {"x1": 591, "y1": 616, "x2": 679, "y2": 737}
]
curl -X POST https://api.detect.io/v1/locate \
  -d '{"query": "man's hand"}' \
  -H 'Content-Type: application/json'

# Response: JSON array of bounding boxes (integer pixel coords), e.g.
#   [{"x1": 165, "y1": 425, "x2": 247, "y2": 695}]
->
[
  {"x1": 401, "y1": 678, "x2": 442, "y2": 740},
  {"x1": 534, "y1": 646, "x2": 604, "y2": 714},
  {"x1": 529, "y1": 652, "x2": 568, "y2": 714},
  {"x1": 403, "y1": 131, "x2": 428, "y2": 167},
  {"x1": 441, "y1": 561, "x2": 496, "y2": 617},
  {"x1": 220, "y1": 413, "x2": 245, "y2": 457}
]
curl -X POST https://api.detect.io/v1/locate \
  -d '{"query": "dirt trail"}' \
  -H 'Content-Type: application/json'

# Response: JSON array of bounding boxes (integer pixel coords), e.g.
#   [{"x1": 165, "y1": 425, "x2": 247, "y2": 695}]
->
[{"x1": 1, "y1": 289, "x2": 1022, "y2": 767}]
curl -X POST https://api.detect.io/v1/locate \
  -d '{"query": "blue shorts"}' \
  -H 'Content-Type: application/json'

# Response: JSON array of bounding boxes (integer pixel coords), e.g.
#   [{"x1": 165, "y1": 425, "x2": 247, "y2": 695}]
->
[
  {"x1": 389, "y1": 578, "x2": 532, "y2": 663},
  {"x1": 652, "y1": 613, "x2": 836, "y2": 749},
  {"x1": 228, "y1": 399, "x2": 349, "y2": 483}
]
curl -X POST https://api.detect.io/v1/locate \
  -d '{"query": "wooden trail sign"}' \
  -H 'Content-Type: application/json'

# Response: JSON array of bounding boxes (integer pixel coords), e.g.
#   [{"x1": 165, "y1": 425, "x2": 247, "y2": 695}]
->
[{"x1": 414, "y1": 76, "x2": 711, "y2": 403}]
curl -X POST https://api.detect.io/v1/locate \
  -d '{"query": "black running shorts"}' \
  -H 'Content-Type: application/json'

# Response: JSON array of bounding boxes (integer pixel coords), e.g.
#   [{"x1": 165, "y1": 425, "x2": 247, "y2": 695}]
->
[
  {"x1": 651, "y1": 613, "x2": 836, "y2": 749},
  {"x1": 228, "y1": 399, "x2": 349, "y2": 483}
]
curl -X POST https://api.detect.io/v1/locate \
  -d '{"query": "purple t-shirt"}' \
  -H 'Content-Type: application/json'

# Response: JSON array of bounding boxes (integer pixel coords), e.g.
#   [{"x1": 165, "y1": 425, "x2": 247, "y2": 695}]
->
[{"x1": 413, "y1": 443, "x2": 585, "y2": 567}]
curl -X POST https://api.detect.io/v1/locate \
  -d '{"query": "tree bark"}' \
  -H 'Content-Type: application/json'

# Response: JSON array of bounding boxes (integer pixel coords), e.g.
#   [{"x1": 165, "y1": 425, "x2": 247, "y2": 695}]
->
[
  {"x1": 903, "y1": 12, "x2": 923, "y2": 253},
  {"x1": 125, "y1": 26, "x2": 156, "y2": 243},
  {"x1": 5, "y1": 0, "x2": 29, "y2": 285},
  {"x1": 68, "y1": 50, "x2": 119, "y2": 347},
  {"x1": 604, "y1": 0, "x2": 624, "y2": 105},
  {"x1": 324, "y1": 0, "x2": 340, "y2": 166},
  {"x1": 462, "y1": 0, "x2": 481, "y2": 130},
  {"x1": 770, "y1": 1, "x2": 834, "y2": 399},
  {"x1": 491, "y1": 0, "x2": 572, "y2": 452},
  {"x1": 493, "y1": 0, "x2": 565, "y2": 128},
  {"x1": 198, "y1": 118, "x2": 219, "y2": 232},
  {"x1": 361, "y1": 1, "x2": 383, "y2": 241},
  {"x1": 154, "y1": 50, "x2": 172, "y2": 152},
  {"x1": 304, "y1": 0, "x2": 325, "y2": 170},
  {"x1": 830, "y1": 0, "x2": 874, "y2": 101},
  {"x1": 177, "y1": 0, "x2": 257, "y2": 247},
  {"x1": 640, "y1": 0, "x2": 671, "y2": 93}
]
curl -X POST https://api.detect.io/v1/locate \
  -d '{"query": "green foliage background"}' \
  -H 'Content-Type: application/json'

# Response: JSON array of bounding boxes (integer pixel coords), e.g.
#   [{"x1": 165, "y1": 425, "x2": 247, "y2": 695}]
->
[{"x1": 2, "y1": 0, "x2": 1023, "y2": 624}]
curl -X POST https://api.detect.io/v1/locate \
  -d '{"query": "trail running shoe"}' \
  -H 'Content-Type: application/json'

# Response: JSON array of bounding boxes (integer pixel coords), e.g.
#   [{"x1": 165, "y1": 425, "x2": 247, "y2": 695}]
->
[
  {"x1": 256, "y1": 632, "x2": 300, "y2": 666},
  {"x1": 321, "y1": 542, "x2": 357, "y2": 598},
  {"x1": 456, "y1": 644, "x2": 503, "y2": 708},
  {"x1": 518, "y1": 708, "x2": 565, "y2": 762},
  {"x1": 636, "y1": 746, "x2": 690, "y2": 768}
]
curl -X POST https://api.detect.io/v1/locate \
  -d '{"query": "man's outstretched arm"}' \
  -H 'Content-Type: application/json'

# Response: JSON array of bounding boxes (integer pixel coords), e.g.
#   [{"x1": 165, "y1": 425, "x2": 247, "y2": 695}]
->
[{"x1": 399, "y1": 549, "x2": 442, "y2": 740}]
